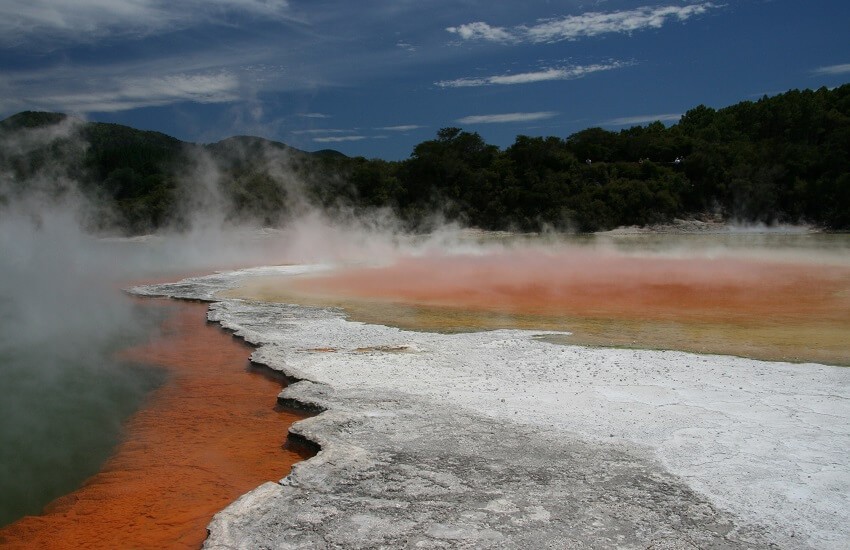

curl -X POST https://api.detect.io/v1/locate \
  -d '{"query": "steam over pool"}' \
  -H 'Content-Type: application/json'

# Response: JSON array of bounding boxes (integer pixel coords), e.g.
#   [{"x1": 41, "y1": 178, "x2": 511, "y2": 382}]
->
[
  {"x1": 0, "y1": 207, "x2": 397, "y2": 528},
  {"x1": 233, "y1": 233, "x2": 850, "y2": 366},
  {"x1": 2, "y1": 224, "x2": 849, "y2": 547},
  {"x1": 132, "y1": 233, "x2": 850, "y2": 548}
]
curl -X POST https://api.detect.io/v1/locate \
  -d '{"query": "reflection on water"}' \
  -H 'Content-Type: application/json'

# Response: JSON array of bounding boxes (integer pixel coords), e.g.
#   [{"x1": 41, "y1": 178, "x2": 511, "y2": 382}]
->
[{"x1": 227, "y1": 232, "x2": 850, "y2": 366}]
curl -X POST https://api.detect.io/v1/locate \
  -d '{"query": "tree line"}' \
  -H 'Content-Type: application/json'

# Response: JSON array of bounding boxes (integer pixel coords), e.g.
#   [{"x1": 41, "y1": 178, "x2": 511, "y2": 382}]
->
[{"x1": 1, "y1": 84, "x2": 848, "y2": 234}]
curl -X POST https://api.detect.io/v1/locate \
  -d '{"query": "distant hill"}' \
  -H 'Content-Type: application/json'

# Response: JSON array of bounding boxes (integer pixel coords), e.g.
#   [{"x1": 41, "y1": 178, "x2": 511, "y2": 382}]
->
[
  {"x1": 0, "y1": 111, "x2": 71, "y2": 131},
  {"x1": 0, "y1": 112, "x2": 348, "y2": 233},
  {"x1": 311, "y1": 149, "x2": 349, "y2": 159},
  {"x1": 1, "y1": 84, "x2": 848, "y2": 233},
  {"x1": 206, "y1": 135, "x2": 324, "y2": 159}
]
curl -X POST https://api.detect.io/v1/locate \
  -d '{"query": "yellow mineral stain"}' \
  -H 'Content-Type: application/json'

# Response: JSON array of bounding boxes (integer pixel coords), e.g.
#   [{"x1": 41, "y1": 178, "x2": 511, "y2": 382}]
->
[{"x1": 225, "y1": 248, "x2": 850, "y2": 366}]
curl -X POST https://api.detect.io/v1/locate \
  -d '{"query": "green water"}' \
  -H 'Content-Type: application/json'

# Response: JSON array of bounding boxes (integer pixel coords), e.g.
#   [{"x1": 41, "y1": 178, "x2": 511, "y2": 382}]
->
[
  {"x1": 2, "y1": 228, "x2": 848, "y2": 528},
  {"x1": 0, "y1": 219, "x2": 292, "y2": 529},
  {"x1": 0, "y1": 300, "x2": 168, "y2": 527}
]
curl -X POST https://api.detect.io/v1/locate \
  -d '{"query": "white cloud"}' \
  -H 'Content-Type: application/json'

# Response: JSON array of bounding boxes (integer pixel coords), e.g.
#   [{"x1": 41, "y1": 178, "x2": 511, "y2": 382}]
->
[
  {"x1": 291, "y1": 128, "x2": 349, "y2": 135},
  {"x1": 0, "y1": 43, "x2": 307, "y2": 114},
  {"x1": 436, "y1": 62, "x2": 629, "y2": 88},
  {"x1": 526, "y1": 4, "x2": 715, "y2": 43},
  {"x1": 489, "y1": 68, "x2": 577, "y2": 85},
  {"x1": 603, "y1": 113, "x2": 682, "y2": 126},
  {"x1": 0, "y1": 30, "x2": 344, "y2": 116},
  {"x1": 35, "y1": 72, "x2": 240, "y2": 113},
  {"x1": 313, "y1": 135, "x2": 367, "y2": 143},
  {"x1": 218, "y1": 0, "x2": 289, "y2": 16},
  {"x1": 456, "y1": 112, "x2": 558, "y2": 124},
  {"x1": 0, "y1": 0, "x2": 291, "y2": 44},
  {"x1": 446, "y1": 22, "x2": 514, "y2": 43},
  {"x1": 375, "y1": 124, "x2": 424, "y2": 131},
  {"x1": 447, "y1": 3, "x2": 717, "y2": 44},
  {"x1": 396, "y1": 41, "x2": 417, "y2": 53},
  {"x1": 811, "y1": 63, "x2": 850, "y2": 76},
  {"x1": 437, "y1": 77, "x2": 488, "y2": 88}
]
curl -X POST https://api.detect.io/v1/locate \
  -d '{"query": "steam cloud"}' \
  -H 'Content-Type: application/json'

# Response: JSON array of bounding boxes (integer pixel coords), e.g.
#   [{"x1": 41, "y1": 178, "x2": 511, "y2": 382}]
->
[
  {"x1": 0, "y1": 117, "x2": 411, "y2": 526},
  {"x1": 2, "y1": 113, "x2": 840, "y2": 528}
]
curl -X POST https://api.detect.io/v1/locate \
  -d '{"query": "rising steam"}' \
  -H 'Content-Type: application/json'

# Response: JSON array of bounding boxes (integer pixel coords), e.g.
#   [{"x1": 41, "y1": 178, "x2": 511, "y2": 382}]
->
[
  {"x1": 0, "y1": 118, "x2": 414, "y2": 527},
  {"x1": 3, "y1": 113, "x2": 847, "y2": 528}
]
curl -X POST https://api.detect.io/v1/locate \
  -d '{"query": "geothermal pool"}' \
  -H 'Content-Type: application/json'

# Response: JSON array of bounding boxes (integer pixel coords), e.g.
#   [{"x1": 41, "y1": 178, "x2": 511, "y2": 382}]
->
[
  {"x1": 0, "y1": 299, "x2": 311, "y2": 549},
  {"x1": 2, "y1": 232, "x2": 849, "y2": 548},
  {"x1": 127, "y1": 233, "x2": 849, "y2": 548},
  {"x1": 230, "y1": 234, "x2": 850, "y2": 366}
]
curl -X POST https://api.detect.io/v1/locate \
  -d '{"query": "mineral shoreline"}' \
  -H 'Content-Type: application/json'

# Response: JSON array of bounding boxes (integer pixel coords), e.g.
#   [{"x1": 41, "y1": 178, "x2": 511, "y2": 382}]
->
[
  {"x1": 132, "y1": 266, "x2": 850, "y2": 549},
  {"x1": 0, "y1": 297, "x2": 312, "y2": 549}
]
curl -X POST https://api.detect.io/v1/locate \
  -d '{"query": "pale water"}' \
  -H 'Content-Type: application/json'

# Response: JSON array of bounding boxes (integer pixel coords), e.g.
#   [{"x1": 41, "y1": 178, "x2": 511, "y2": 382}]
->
[{"x1": 230, "y1": 231, "x2": 850, "y2": 366}]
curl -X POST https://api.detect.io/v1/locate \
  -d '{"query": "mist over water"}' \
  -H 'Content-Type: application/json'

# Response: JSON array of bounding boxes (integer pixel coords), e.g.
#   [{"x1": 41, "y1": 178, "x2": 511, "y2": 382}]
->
[
  {"x1": 0, "y1": 121, "x2": 413, "y2": 527},
  {"x1": 2, "y1": 116, "x2": 848, "y2": 531},
  {"x1": 235, "y1": 229, "x2": 850, "y2": 367},
  {"x1": 0, "y1": 209, "x2": 164, "y2": 526}
]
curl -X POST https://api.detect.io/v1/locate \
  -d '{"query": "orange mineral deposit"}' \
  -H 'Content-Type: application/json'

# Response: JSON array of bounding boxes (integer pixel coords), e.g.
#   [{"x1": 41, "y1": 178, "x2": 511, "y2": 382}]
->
[
  {"x1": 0, "y1": 299, "x2": 311, "y2": 549},
  {"x1": 229, "y1": 248, "x2": 850, "y2": 366}
]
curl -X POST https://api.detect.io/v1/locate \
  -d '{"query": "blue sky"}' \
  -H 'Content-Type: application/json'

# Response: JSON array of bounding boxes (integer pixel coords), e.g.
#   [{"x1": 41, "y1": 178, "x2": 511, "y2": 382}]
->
[{"x1": 1, "y1": 0, "x2": 848, "y2": 159}]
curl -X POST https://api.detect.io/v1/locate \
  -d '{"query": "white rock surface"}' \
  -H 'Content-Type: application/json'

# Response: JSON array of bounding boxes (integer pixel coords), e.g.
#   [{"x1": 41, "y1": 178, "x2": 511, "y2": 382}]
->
[{"x1": 132, "y1": 266, "x2": 850, "y2": 549}]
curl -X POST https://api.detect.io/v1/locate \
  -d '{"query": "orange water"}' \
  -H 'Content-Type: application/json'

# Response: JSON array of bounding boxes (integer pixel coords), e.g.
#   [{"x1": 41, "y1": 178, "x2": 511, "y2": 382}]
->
[
  {"x1": 229, "y1": 248, "x2": 850, "y2": 365},
  {"x1": 0, "y1": 299, "x2": 311, "y2": 549}
]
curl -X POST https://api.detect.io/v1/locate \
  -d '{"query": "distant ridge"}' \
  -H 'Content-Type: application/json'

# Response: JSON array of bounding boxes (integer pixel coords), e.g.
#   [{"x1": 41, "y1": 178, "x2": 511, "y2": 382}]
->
[
  {"x1": 311, "y1": 149, "x2": 349, "y2": 159},
  {"x1": 0, "y1": 111, "x2": 71, "y2": 130},
  {"x1": 0, "y1": 112, "x2": 347, "y2": 159},
  {"x1": 0, "y1": 111, "x2": 352, "y2": 233},
  {"x1": 205, "y1": 134, "x2": 347, "y2": 159},
  {"x1": 1, "y1": 84, "x2": 849, "y2": 234}
]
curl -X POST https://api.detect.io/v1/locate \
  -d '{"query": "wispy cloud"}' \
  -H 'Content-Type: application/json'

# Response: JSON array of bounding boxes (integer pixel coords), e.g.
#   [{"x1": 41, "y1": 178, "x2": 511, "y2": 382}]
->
[
  {"x1": 446, "y1": 21, "x2": 514, "y2": 43},
  {"x1": 526, "y1": 4, "x2": 717, "y2": 43},
  {"x1": 375, "y1": 124, "x2": 425, "y2": 131},
  {"x1": 447, "y1": 3, "x2": 717, "y2": 44},
  {"x1": 456, "y1": 112, "x2": 558, "y2": 124},
  {"x1": 291, "y1": 128, "x2": 349, "y2": 135},
  {"x1": 0, "y1": 43, "x2": 314, "y2": 115},
  {"x1": 811, "y1": 63, "x2": 850, "y2": 76},
  {"x1": 298, "y1": 112, "x2": 331, "y2": 119},
  {"x1": 603, "y1": 113, "x2": 682, "y2": 126},
  {"x1": 436, "y1": 62, "x2": 630, "y2": 88},
  {"x1": 396, "y1": 41, "x2": 417, "y2": 53},
  {"x1": 34, "y1": 72, "x2": 241, "y2": 113},
  {"x1": 0, "y1": 0, "x2": 292, "y2": 44},
  {"x1": 313, "y1": 135, "x2": 367, "y2": 143}
]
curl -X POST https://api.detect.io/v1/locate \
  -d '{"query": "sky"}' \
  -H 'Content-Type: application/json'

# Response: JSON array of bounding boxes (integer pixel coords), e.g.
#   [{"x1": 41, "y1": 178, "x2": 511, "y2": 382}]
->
[{"x1": 1, "y1": 0, "x2": 849, "y2": 160}]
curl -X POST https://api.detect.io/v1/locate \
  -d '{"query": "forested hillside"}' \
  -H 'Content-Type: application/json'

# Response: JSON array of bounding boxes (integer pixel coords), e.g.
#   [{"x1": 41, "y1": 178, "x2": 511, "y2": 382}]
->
[{"x1": 1, "y1": 84, "x2": 848, "y2": 233}]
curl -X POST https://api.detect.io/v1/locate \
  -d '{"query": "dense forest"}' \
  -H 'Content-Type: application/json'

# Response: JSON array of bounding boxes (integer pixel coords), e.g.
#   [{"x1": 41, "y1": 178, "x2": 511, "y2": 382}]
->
[{"x1": 1, "y1": 84, "x2": 848, "y2": 234}]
